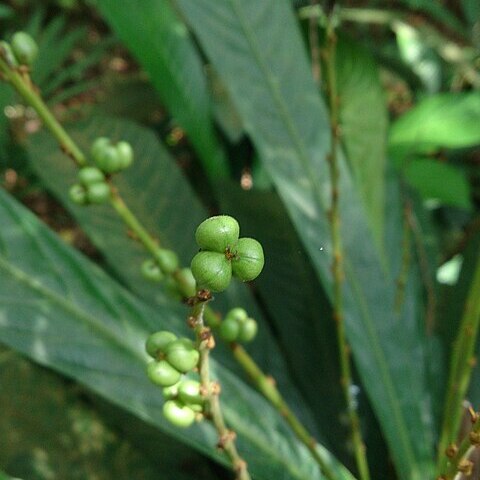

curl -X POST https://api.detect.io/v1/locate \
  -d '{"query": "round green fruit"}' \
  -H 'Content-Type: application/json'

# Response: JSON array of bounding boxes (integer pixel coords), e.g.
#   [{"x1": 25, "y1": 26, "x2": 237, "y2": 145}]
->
[
  {"x1": 146, "y1": 360, "x2": 181, "y2": 387},
  {"x1": 86, "y1": 182, "x2": 110, "y2": 204},
  {"x1": 141, "y1": 259, "x2": 163, "y2": 282},
  {"x1": 96, "y1": 144, "x2": 121, "y2": 173},
  {"x1": 232, "y1": 237, "x2": 264, "y2": 282},
  {"x1": 165, "y1": 338, "x2": 199, "y2": 373},
  {"x1": 68, "y1": 183, "x2": 87, "y2": 205},
  {"x1": 191, "y1": 251, "x2": 232, "y2": 292},
  {"x1": 162, "y1": 382, "x2": 180, "y2": 400},
  {"x1": 116, "y1": 141, "x2": 134, "y2": 169},
  {"x1": 178, "y1": 379, "x2": 204, "y2": 406},
  {"x1": 225, "y1": 307, "x2": 248, "y2": 323},
  {"x1": 175, "y1": 268, "x2": 197, "y2": 298},
  {"x1": 163, "y1": 400, "x2": 195, "y2": 428},
  {"x1": 11, "y1": 31, "x2": 38, "y2": 65},
  {"x1": 219, "y1": 316, "x2": 241, "y2": 342},
  {"x1": 155, "y1": 249, "x2": 179, "y2": 275},
  {"x1": 145, "y1": 331, "x2": 177, "y2": 358},
  {"x1": 195, "y1": 215, "x2": 239, "y2": 253},
  {"x1": 239, "y1": 318, "x2": 258, "y2": 342},
  {"x1": 91, "y1": 137, "x2": 110, "y2": 160},
  {"x1": 78, "y1": 166, "x2": 105, "y2": 186}
]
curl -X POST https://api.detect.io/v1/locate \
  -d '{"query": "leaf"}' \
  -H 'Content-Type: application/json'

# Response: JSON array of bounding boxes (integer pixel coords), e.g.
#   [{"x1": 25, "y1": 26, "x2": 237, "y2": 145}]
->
[
  {"x1": 95, "y1": 0, "x2": 229, "y2": 180},
  {"x1": 404, "y1": 159, "x2": 471, "y2": 210},
  {"x1": 0, "y1": 187, "x2": 349, "y2": 480},
  {"x1": 389, "y1": 92, "x2": 480, "y2": 160},
  {"x1": 175, "y1": 1, "x2": 434, "y2": 478},
  {"x1": 335, "y1": 34, "x2": 388, "y2": 245}
]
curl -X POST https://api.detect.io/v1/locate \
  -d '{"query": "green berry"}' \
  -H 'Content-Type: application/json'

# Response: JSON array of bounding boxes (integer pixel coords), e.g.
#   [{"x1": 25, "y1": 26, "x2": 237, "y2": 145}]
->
[
  {"x1": 219, "y1": 316, "x2": 241, "y2": 342},
  {"x1": 86, "y1": 182, "x2": 110, "y2": 204},
  {"x1": 178, "y1": 379, "x2": 204, "y2": 406},
  {"x1": 97, "y1": 144, "x2": 121, "y2": 173},
  {"x1": 145, "y1": 331, "x2": 177, "y2": 358},
  {"x1": 232, "y1": 237, "x2": 264, "y2": 282},
  {"x1": 175, "y1": 268, "x2": 197, "y2": 298},
  {"x1": 69, "y1": 183, "x2": 87, "y2": 205},
  {"x1": 146, "y1": 360, "x2": 181, "y2": 387},
  {"x1": 238, "y1": 318, "x2": 258, "y2": 342},
  {"x1": 78, "y1": 166, "x2": 105, "y2": 186},
  {"x1": 165, "y1": 338, "x2": 199, "y2": 373},
  {"x1": 162, "y1": 382, "x2": 181, "y2": 400},
  {"x1": 225, "y1": 307, "x2": 248, "y2": 323},
  {"x1": 11, "y1": 32, "x2": 38, "y2": 65},
  {"x1": 116, "y1": 141, "x2": 134, "y2": 169},
  {"x1": 163, "y1": 400, "x2": 195, "y2": 428},
  {"x1": 0, "y1": 41, "x2": 18, "y2": 67},
  {"x1": 141, "y1": 259, "x2": 164, "y2": 282},
  {"x1": 191, "y1": 251, "x2": 232, "y2": 292},
  {"x1": 195, "y1": 215, "x2": 239, "y2": 253},
  {"x1": 91, "y1": 137, "x2": 110, "y2": 159},
  {"x1": 155, "y1": 249, "x2": 179, "y2": 275}
]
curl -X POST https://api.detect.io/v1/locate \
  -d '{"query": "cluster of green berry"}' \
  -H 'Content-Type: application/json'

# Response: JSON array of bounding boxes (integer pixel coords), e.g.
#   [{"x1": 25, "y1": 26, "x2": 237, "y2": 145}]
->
[
  {"x1": 191, "y1": 215, "x2": 264, "y2": 292},
  {"x1": 219, "y1": 308, "x2": 258, "y2": 343},
  {"x1": 0, "y1": 31, "x2": 38, "y2": 67},
  {"x1": 69, "y1": 167, "x2": 110, "y2": 205},
  {"x1": 146, "y1": 331, "x2": 202, "y2": 427},
  {"x1": 91, "y1": 137, "x2": 134, "y2": 173}
]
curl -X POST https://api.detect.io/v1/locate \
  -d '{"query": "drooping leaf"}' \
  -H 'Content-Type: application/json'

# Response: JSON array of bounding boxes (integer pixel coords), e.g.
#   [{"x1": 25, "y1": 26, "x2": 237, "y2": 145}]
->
[
  {"x1": 175, "y1": 1, "x2": 434, "y2": 478},
  {"x1": 335, "y1": 34, "x2": 388, "y2": 245},
  {"x1": 0, "y1": 187, "x2": 352, "y2": 480},
  {"x1": 95, "y1": 0, "x2": 229, "y2": 180}
]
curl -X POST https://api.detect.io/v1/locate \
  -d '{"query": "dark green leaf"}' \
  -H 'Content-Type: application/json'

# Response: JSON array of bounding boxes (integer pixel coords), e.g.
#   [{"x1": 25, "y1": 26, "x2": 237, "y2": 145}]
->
[
  {"x1": 95, "y1": 0, "x2": 229, "y2": 180},
  {"x1": 176, "y1": 1, "x2": 435, "y2": 478},
  {"x1": 0, "y1": 187, "x2": 350, "y2": 480}
]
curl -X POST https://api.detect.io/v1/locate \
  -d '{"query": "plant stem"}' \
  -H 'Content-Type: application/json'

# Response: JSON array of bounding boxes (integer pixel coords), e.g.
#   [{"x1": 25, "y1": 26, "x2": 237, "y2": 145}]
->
[
  {"x1": 437, "y1": 253, "x2": 480, "y2": 475},
  {"x1": 0, "y1": 55, "x2": 345, "y2": 480},
  {"x1": 191, "y1": 297, "x2": 251, "y2": 480},
  {"x1": 324, "y1": 22, "x2": 371, "y2": 480}
]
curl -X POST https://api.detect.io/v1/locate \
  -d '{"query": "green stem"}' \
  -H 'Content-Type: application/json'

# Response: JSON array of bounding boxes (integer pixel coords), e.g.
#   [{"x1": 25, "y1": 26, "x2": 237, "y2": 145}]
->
[
  {"x1": 0, "y1": 53, "x2": 343, "y2": 480},
  {"x1": 324, "y1": 23, "x2": 371, "y2": 480},
  {"x1": 0, "y1": 58, "x2": 86, "y2": 166},
  {"x1": 437, "y1": 253, "x2": 480, "y2": 474},
  {"x1": 192, "y1": 297, "x2": 251, "y2": 480}
]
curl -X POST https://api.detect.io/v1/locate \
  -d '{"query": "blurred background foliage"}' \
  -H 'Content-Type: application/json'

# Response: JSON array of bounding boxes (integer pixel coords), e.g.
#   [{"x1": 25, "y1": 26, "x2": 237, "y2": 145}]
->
[{"x1": 0, "y1": 0, "x2": 479, "y2": 479}]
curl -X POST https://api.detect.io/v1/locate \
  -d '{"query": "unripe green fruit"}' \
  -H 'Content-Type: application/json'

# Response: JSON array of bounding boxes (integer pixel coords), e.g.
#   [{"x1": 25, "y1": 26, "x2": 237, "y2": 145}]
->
[
  {"x1": 146, "y1": 360, "x2": 181, "y2": 387},
  {"x1": 86, "y1": 182, "x2": 110, "y2": 204},
  {"x1": 191, "y1": 251, "x2": 232, "y2": 292},
  {"x1": 178, "y1": 379, "x2": 204, "y2": 406},
  {"x1": 0, "y1": 41, "x2": 18, "y2": 67},
  {"x1": 165, "y1": 338, "x2": 199, "y2": 373},
  {"x1": 116, "y1": 141, "x2": 134, "y2": 169},
  {"x1": 155, "y1": 249, "x2": 179, "y2": 275},
  {"x1": 97, "y1": 144, "x2": 121, "y2": 173},
  {"x1": 78, "y1": 166, "x2": 105, "y2": 186},
  {"x1": 238, "y1": 318, "x2": 258, "y2": 342},
  {"x1": 141, "y1": 259, "x2": 164, "y2": 282},
  {"x1": 219, "y1": 316, "x2": 241, "y2": 342},
  {"x1": 225, "y1": 307, "x2": 248, "y2": 323},
  {"x1": 232, "y1": 237, "x2": 264, "y2": 282},
  {"x1": 163, "y1": 400, "x2": 195, "y2": 428},
  {"x1": 11, "y1": 32, "x2": 38, "y2": 65},
  {"x1": 145, "y1": 331, "x2": 177, "y2": 358},
  {"x1": 69, "y1": 183, "x2": 87, "y2": 205},
  {"x1": 195, "y1": 215, "x2": 239, "y2": 253},
  {"x1": 162, "y1": 382, "x2": 180, "y2": 400},
  {"x1": 175, "y1": 268, "x2": 197, "y2": 298},
  {"x1": 91, "y1": 137, "x2": 110, "y2": 159}
]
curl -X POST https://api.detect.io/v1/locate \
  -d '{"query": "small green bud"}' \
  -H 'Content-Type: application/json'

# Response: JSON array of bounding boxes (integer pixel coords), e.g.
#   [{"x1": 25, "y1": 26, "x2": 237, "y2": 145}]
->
[
  {"x1": 91, "y1": 137, "x2": 110, "y2": 159},
  {"x1": 163, "y1": 400, "x2": 195, "y2": 428},
  {"x1": 141, "y1": 259, "x2": 164, "y2": 282},
  {"x1": 11, "y1": 31, "x2": 38, "y2": 65},
  {"x1": 86, "y1": 182, "x2": 110, "y2": 204},
  {"x1": 238, "y1": 318, "x2": 258, "y2": 342},
  {"x1": 232, "y1": 237, "x2": 264, "y2": 282},
  {"x1": 78, "y1": 166, "x2": 105, "y2": 186},
  {"x1": 165, "y1": 338, "x2": 199, "y2": 373},
  {"x1": 219, "y1": 316, "x2": 241, "y2": 342},
  {"x1": 116, "y1": 141, "x2": 134, "y2": 169},
  {"x1": 155, "y1": 249, "x2": 179, "y2": 275},
  {"x1": 146, "y1": 360, "x2": 181, "y2": 387},
  {"x1": 68, "y1": 183, "x2": 87, "y2": 205},
  {"x1": 145, "y1": 331, "x2": 177, "y2": 358},
  {"x1": 195, "y1": 215, "x2": 240, "y2": 253},
  {"x1": 191, "y1": 251, "x2": 232, "y2": 292}
]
